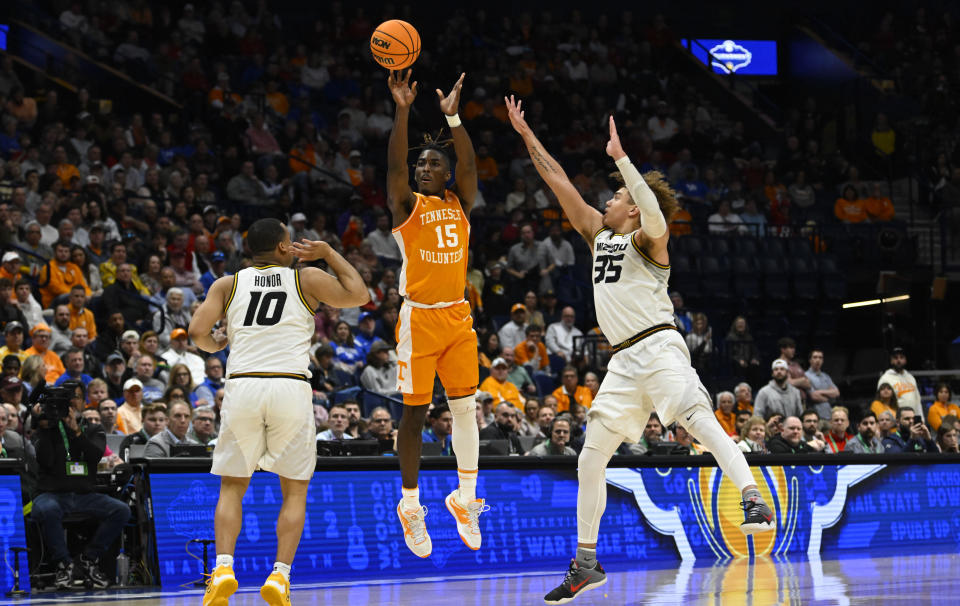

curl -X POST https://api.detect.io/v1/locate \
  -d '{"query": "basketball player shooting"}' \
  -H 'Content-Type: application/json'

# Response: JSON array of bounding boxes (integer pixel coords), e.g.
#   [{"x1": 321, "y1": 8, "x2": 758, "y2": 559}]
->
[
  {"x1": 505, "y1": 97, "x2": 776, "y2": 605},
  {"x1": 190, "y1": 219, "x2": 369, "y2": 606},
  {"x1": 386, "y1": 69, "x2": 488, "y2": 558}
]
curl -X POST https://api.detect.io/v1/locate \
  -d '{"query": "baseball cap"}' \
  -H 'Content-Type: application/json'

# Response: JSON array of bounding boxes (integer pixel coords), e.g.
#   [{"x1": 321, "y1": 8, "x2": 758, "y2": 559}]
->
[
  {"x1": 475, "y1": 391, "x2": 494, "y2": 402},
  {"x1": 2, "y1": 251, "x2": 20, "y2": 263},
  {"x1": 4, "y1": 321, "x2": 23, "y2": 334},
  {"x1": 370, "y1": 341, "x2": 391, "y2": 353},
  {"x1": 123, "y1": 378, "x2": 143, "y2": 391},
  {"x1": 511, "y1": 303, "x2": 527, "y2": 314},
  {"x1": 542, "y1": 288, "x2": 556, "y2": 297},
  {"x1": 211, "y1": 251, "x2": 226, "y2": 262},
  {"x1": 30, "y1": 322, "x2": 51, "y2": 336},
  {"x1": 349, "y1": 150, "x2": 362, "y2": 158},
  {"x1": 771, "y1": 359, "x2": 789, "y2": 371},
  {"x1": 121, "y1": 330, "x2": 140, "y2": 341},
  {"x1": 170, "y1": 328, "x2": 188, "y2": 340},
  {"x1": 491, "y1": 357, "x2": 508, "y2": 368},
  {"x1": 106, "y1": 352, "x2": 125, "y2": 364},
  {"x1": 291, "y1": 212, "x2": 307, "y2": 223},
  {"x1": 88, "y1": 222, "x2": 105, "y2": 233},
  {"x1": 203, "y1": 205, "x2": 219, "y2": 216},
  {"x1": 358, "y1": 311, "x2": 374, "y2": 323},
  {"x1": 85, "y1": 175, "x2": 100, "y2": 185},
  {"x1": 891, "y1": 346, "x2": 906, "y2": 356},
  {"x1": 0, "y1": 375, "x2": 23, "y2": 391}
]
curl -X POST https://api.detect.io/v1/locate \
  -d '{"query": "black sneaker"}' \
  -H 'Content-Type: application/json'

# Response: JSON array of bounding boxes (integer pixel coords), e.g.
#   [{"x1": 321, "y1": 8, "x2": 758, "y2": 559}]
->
[
  {"x1": 76, "y1": 554, "x2": 111, "y2": 589},
  {"x1": 55, "y1": 560, "x2": 74, "y2": 589},
  {"x1": 543, "y1": 559, "x2": 607, "y2": 605},
  {"x1": 740, "y1": 496, "x2": 776, "y2": 535}
]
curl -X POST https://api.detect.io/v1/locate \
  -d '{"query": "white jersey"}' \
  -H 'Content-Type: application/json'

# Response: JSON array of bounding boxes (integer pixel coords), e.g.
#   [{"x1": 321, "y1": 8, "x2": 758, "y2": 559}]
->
[
  {"x1": 591, "y1": 227, "x2": 676, "y2": 346},
  {"x1": 223, "y1": 265, "x2": 315, "y2": 378}
]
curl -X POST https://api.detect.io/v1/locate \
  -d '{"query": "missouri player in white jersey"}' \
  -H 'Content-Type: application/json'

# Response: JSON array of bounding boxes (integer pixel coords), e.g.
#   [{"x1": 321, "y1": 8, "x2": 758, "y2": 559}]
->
[
  {"x1": 190, "y1": 218, "x2": 368, "y2": 606},
  {"x1": 506, "y1": 98, "x2": 775, "y2": 605}
]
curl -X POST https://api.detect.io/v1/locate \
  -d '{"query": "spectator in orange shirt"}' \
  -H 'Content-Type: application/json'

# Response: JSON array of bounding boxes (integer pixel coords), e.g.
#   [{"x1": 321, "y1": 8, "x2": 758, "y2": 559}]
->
[
  {"x1": 735, "y1": 382, "x2": 754, "y2": 414},
  {"x1": 552, "y1": 366, "x2": 592, "y2": 413},
  {"x1": 863, "y1": 184, "x2": 895, "y2": 222},
  {"x1": 0, "y1": 251, "x2": 23, "y2": 285},
  {"x1": 669, "y1": 200, "x2": 693, "y2": 236},
  {"x1": 475, "y1": 144, "x2": 499, "y2": 184},
  {"x1": 715, "y1": 391, "x2": 737, "y2": 436},
  {"x1": 514, "y1": 324, "x2": 549, "y2": 372},
  {"x1": 478, "y1": 357, "x2": 525, "y2": 410},
  {"x1": 52, "y1": 145, "x2": 80, "y2": 188},
  {"x1": 5, "y1": 88, "x2": 38, "y2": 128},
  {"x1": 927, "y1": 383, "x2": 960, "y2": 431},
  {"x1": 24, "y1": 323, "x2": 66, "y2": 384},
  {"x1": 38, "y1": 241, "x2": 91, "y2": 308},
  {"x1": 834, "y1": 185, "x2": 868, "y2": 223},
  {"x1": 67, "y1": 285, "x2": 97, "y2": 339}
]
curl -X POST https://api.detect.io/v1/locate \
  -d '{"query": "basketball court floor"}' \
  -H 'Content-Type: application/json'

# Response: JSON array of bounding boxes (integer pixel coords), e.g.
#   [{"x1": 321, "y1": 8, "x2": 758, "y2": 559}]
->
[{"x1": 10, "y1": 552, "x2": 959, "y2": 605}]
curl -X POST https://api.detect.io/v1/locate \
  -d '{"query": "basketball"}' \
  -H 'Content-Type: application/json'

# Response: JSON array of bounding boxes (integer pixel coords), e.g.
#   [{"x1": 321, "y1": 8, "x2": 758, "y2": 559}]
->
[{"x1": 370, "y1": 20, "x2": 421, "y2": 71}]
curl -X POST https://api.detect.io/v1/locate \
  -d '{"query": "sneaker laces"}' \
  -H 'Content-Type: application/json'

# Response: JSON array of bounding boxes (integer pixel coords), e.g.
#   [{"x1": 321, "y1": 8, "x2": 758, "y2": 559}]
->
[
  {"x1": 466, "y1": 500, "x2": 490, "y2": 534},
  {"x1": 404, "y1": 506, "x2": 429, "y2": 543},
  {"x1": 562, "y1": 559, "x2": 579, "y2": 586}
]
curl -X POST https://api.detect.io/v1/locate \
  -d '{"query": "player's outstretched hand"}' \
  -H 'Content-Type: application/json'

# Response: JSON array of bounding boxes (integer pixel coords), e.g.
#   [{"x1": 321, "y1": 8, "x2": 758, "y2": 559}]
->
[
  {"x1": 388, "y1": 69, "x2": 417, "y2": 108},
  {"x1": 437, "y1": 72, "x2": 465, "y2": 116},
  {"x1": 504, "y1": 95, "x2": 530, "y2": 135},
  {"x1": 291, "y1": 239, "x2": 333, "y2": 262},
  {"x1": 606, "y1": 116, "x2": 626, "y2": 161}
]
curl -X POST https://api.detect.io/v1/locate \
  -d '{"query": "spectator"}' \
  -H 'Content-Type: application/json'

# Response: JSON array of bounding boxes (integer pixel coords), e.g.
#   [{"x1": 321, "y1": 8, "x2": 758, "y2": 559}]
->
[
  {"x1": 329, "y1": 321, "x2": 363, "y2": 374},
  {"x1": 754, "y1": 359, "x2": 803, "y2": 421},
  {"x1": 160, "y1": 328, "x2": 205, "y2": 385},
  {"x1": 0, "y1": 321, "x2": 28, "y2": 363},
  {"x1": 737, "y1": 417, "x2": 768, "y2": 453},
  {"x1": 152, "y1": 288, "x2": 192, "y2": 348},
  {"x1": 54, "y1": 348, "x2": 92, "y2": 388},
  {"x1": 870, "y1": 383, "x2": 898, "y2": 418},
  {"x1": 476, "y1": 391, "x2": 495, "y2": 427},
  {"x1": 725, "y1": 316, "x2": 760, "y2": 383},
  {"x1": 824, "y1": 406, "x2": 852, "y2": 453},
  {"x1": 85, "y1": 378, "x2": 108, "y2": 411},
  {"x1": 199, "y1": 251, "x2": 230, "y2": 295},
  {"x1": 673, "y1": 424, "x2": 707, "y2": 455},
  {"x1": 317, "y1": 404, "x2": 352, "y2": 441},
  {"x1": 481, "y1": 262, "x2": 510, "y2": 318},
  {"x1": 363, "y1": 213, "x2": 401, "y2": 264},
  {"x1": 99, "y1": 243, "x2": 150, "y2": 294},
  {"x1": 144, "y1": 400, "x2": 200, "y2": 457},
  {"x1": 647, "y1": 101, "x2": 678, "y2": 142},
  {"x1": 25, "y1": 323, "x2": 66, "y2": 384},
  {"x1": 844, "y1": 412, "x2": 883, "y2": 454},
  {"x1": 801, "y1": 408, "x2": 827, "y2": 448},
  {"x1": 926, "y1": 383, "x2": 960, "y2": 431},
  {"x1": 877, "y1": 347, "x2": 920, "y2": 414},
  {"x1": 879, "y1": 409, "x2": 936, "y2": 453},
  {"x1": 360, "y1": 407, "x2": 395, "y2": 449},
  {"x1": 937, "y1": 425, "x2": 959, "y2": 453},
  {"x1": 517, "y1": 399, "x2": 540, "y2": 438},
  {"x1": 514, "y1": 324, "x2": 549, "y2": 373},
  {"x1": 497, "y1": 303, "x2": 529, "y2": 351},
  {"x1": 132, "y1": 354, "x2": 165, "y2": 403},
  {"x1": 834, "y1": 185, "x2": 868, "y2": 223},
  {"x1": 584, "y1": 372, "x2": 600, "y2": 401},
  {"x1": 767, "y1": 416, "x2": 822, "y2": 453},
  {"x1": 116, "y1": 378, "x2": 144, "y2": 434},
  {"x1": 102, "y1": 352, "x2": 126, "y2": 401},
  {"x1": 707, "y1": 200, "x2": 747, "y2": 235},
  {"x1": 342, "y1": 400, "x2": 363, "y2": 439},
  {"x1": 422, "y1": 404, "x2": 453, "y2": 456},
  {"x1": 500, "y1": 347, "x2": 536, "y2": 397},
  {"x1": 714, "y1": 391, "x2": 737, "y2": 436},
  {"x1": 805, "y1": 349, "x2": 840, "y2": 419},
  {"x1": 552, "y1": 366, "x2": 592, "y2": 413},
  {"x1": 684, "y1": 312, "x2": 713, "y2": 372},
  {"x1": 13, "y1": 279, "x2": 44, "y2": 329},
  {"x1": 226, "y1": 161, "x2": 268, "y2": 205},
  {"x1": 101, "y1": 263, "x2": 150, "y2": 327},
  {"x1": 538, "y1": 224, "x2": 575, "y2": 293},
  {"x1": 535, "y1": 405, "x2": 556, "y2": 440},
  {"x1": 68, "y1": 285, "x2": 97, "y2": 339},
  {"x1": 627, "y1": 413, "x2": 664, "y2": 455},
  {"x1": 97, "y1": 399, "x2": 123, "y2": 436},
  {"x1": 90, "y1": 312, "x2": 125, "y2": 364},
  {"x1": 863, "y1": 184, "x2": 895, "y2": 222},
  {"x1": 670, "y1": 291, "x2": 693, "y2": 335},
  {"x1": 526, "y1": 417, "x2": 576, "y2": 456},
  {"x1": 478, "y1": 333, "x2": 500, "y2": 369},
  {"x1": 545, "y1": 306, "x2": 582, "y2": 361},
  {"x1": 353, "y1": 312, "x2": 384, "y2": 359},
  {"x1": 186, "y1": 405, "x2": 217, "y2": 445},
  {"x1": 117, "y1": 403, "x2": 167, "y2": 461},
  {"x1": 776, "y1": 337, "x2": 812, "y2": 399},
  {"x1": 38, "y1": 240, "x2": 90, "y2": 308},
  {"x1": 193, "y1": 357, "x2": 224, "y2": 405},
  {"x1": 479, "y1": 402, "x2": 525, "y2": 454},
  {"x1": 309, "y1": 344, "x2": 345, "y2": 398},
  {"x1": 359, "y1": 341, "x2": 398, "y2": 394},
  {"x1": 479, "y1": 357, "x2": 525, "y2": 410}
]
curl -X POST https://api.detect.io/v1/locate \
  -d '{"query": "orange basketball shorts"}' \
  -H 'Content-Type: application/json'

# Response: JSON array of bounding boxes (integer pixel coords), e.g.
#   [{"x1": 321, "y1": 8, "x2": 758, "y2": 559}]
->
[{"x1": 395, "y1": 301, "x2": 479, "y2": 405}]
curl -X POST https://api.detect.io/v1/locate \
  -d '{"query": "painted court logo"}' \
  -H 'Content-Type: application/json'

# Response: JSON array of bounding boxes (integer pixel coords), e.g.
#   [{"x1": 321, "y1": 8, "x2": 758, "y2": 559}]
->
[
  {"x1": 607, "y1": 464, "x2": 884, "y2": 559},
  {"x1": 708, "y1": 40, "x2": 752, "y2": 73}
]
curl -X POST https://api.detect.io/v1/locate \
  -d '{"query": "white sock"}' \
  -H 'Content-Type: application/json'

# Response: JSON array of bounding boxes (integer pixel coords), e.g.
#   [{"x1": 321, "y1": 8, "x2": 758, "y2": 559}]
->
[
  {"x1": 685, "y1": 410, "x2": 756, "y2": 491},
  {"x1": 449, "y1": 395, "x2": 480, "y2": 502},
  {"x1": 215, "y1": 554, "x2": 233, "y2": 569},
  {"x1": 576, "y1": 422, "x2": 622, "y2": 544},
  {"x1": 272, "y1": 561, "x2": 290, "y2": 581},
  {"x1": 401, "y1": 486, "x2": 420, "y2": 512}
]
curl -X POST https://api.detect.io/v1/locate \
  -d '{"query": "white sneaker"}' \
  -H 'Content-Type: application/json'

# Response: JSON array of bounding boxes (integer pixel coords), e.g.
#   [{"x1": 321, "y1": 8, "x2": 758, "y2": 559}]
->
[
  {"x1": 397, "y1": 501, "x2": 432, "y2": 558},
  {"x1": 445, "y1": 490, "x2": 489, "y2": 551}
]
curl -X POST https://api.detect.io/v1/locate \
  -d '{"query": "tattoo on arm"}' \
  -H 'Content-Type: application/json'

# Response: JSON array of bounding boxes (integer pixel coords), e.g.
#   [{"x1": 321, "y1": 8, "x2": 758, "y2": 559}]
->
[{"x1": 530, "y1": 145, "x2": 559, "y2": 174}]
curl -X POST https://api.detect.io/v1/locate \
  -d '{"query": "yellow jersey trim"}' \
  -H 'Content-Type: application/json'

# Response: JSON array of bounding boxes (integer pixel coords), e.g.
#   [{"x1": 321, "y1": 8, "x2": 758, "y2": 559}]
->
[
  {"x1": 294, "y1": 269, "x2": 316, "y2": 315},
  {"x1": 593, "y1": 226, "x2": 612, "y2": 241},
  {"x1": 228, "y1": 372, "x2": 309, "y2": 382},
  {"x1": 223, "y1": 274, "x2": 239, "y2": 313},
  {"x1": 631, "y1": 236, "x2": 670, "y2": 269},
  {"x1": 253, "y1": 264, "x2": 280, "y2": 270}
]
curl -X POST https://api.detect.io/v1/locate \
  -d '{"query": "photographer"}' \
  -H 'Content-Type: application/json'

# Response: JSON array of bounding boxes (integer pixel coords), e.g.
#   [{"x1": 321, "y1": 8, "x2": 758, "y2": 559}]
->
[{"x1": 29, "y1": 382, "x2": 130, "y2": 589}]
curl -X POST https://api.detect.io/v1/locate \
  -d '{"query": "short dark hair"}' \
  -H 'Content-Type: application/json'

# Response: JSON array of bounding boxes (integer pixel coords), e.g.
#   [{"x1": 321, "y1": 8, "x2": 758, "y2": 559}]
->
[
  {"x1": 429, "y1": 404, "x2": 450, "y2": 419},
  {"x1": 246, "y1": 218, "x2": 287, "y2": 255},
  {"x1": 859, "y1": 411, "x2": 877, "y2": 423},
  {"x1": 14, "y1": 278, "x2": 30, "y2": 289},
  {"x1": 801, "y1": 408, "x2": 820, "y2": 420},
  {"x1": 777, "y1": 337, "x2": 796, "y2": 350},
  {"x1": 54, "y1": 240, "x2": 71, "y2": 250},
  {"x1": 896, "y1": 407, "x2": 914, "y2": 421}
]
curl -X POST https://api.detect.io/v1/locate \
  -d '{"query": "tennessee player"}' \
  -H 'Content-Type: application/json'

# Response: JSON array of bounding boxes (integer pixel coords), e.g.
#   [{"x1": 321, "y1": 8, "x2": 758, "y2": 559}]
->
[{"x1": 386, "y1": 69, "x2": 487, "y2": 558}]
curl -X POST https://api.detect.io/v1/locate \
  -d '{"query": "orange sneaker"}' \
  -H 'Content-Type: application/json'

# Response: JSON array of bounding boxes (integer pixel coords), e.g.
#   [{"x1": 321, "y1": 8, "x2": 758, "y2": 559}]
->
[
  {"x1": 445, "y1": 490, "x2": 489, "y2": 550},
  {"x1": 396, "y1": 501, "x2": 432, "y2": 558},
  {"x1": 259, "y1": 571, "x2": 291, "y2": 606},
  {"x1": 202, "y1": 565, "x2": 238, "y2": 606}
]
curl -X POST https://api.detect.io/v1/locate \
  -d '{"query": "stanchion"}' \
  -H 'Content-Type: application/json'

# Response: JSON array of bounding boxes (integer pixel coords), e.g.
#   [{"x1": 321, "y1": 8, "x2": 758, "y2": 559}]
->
[
  {"x1": 6, "y1": 546, "x2": 29, "y2": 598},
  {"x1": 190, "y1": 539, "x2": 216, "y2": 587}
]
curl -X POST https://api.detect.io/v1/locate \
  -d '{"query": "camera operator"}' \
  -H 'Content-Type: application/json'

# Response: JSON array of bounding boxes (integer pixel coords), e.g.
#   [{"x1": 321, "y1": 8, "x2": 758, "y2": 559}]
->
[{"x1": 29, "y1": 382, "x2": 130, "y2": 589}]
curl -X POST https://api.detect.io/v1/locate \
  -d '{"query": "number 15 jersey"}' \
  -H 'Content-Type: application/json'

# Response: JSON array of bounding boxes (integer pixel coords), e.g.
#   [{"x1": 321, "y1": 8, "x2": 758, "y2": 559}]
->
[
  {"x1": 592, "y1": 227, "x2": 675, "y2": 346},
  {"x1": 224, "y1": 265, "x2": 315, "y2": 377},
  {"x1": 393, "y1": 190, "x2": 469, "y2": 306}
]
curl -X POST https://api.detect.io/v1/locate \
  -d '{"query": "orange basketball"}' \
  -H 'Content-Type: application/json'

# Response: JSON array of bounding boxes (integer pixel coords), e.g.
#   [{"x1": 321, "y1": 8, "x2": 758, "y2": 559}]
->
[{"x1": 370, "y1": 20, "x2": 421, "y2": 71}]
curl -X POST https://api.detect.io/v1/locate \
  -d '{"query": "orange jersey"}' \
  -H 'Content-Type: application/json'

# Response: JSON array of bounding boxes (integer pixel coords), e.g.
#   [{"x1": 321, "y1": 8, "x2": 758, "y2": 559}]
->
[{"x1": 393, "y1": 190, "x2": 469, "y2": 305}]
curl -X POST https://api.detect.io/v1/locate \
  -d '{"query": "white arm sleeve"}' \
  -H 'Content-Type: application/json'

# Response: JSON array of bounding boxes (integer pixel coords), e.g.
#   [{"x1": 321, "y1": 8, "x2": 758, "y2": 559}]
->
[{"x1": 615, "y1": 156, "x2": 668, "y2": 238}]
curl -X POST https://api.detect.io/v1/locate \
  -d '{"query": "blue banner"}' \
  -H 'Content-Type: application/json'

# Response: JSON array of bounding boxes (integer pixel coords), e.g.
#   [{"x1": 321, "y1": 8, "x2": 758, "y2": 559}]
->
[
  {"x1": 683, "y1": 38, "x2": 779, "y2": 75},
  {"x1": 149, "y1": 463, "x2": 960, "y2": 587},
  {"x1": 0, "y1": 474, "x2": 28, "y2": 592}
]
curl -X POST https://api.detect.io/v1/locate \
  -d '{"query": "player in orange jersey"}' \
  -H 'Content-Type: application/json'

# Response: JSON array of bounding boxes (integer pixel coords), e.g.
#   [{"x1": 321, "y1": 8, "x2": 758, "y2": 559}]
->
[{"x1": 386, "y1": 69, "x2": 488, "y2": 558}]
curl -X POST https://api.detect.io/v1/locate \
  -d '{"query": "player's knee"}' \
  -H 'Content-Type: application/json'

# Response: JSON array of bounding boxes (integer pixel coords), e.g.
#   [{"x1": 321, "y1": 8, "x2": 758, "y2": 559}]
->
[
  {"x1": 577, "y1": 445, "x2": 605, "y2": 478},
  {"x1": 448, "y1": 395, "x2": 474, "y2": 416}
]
